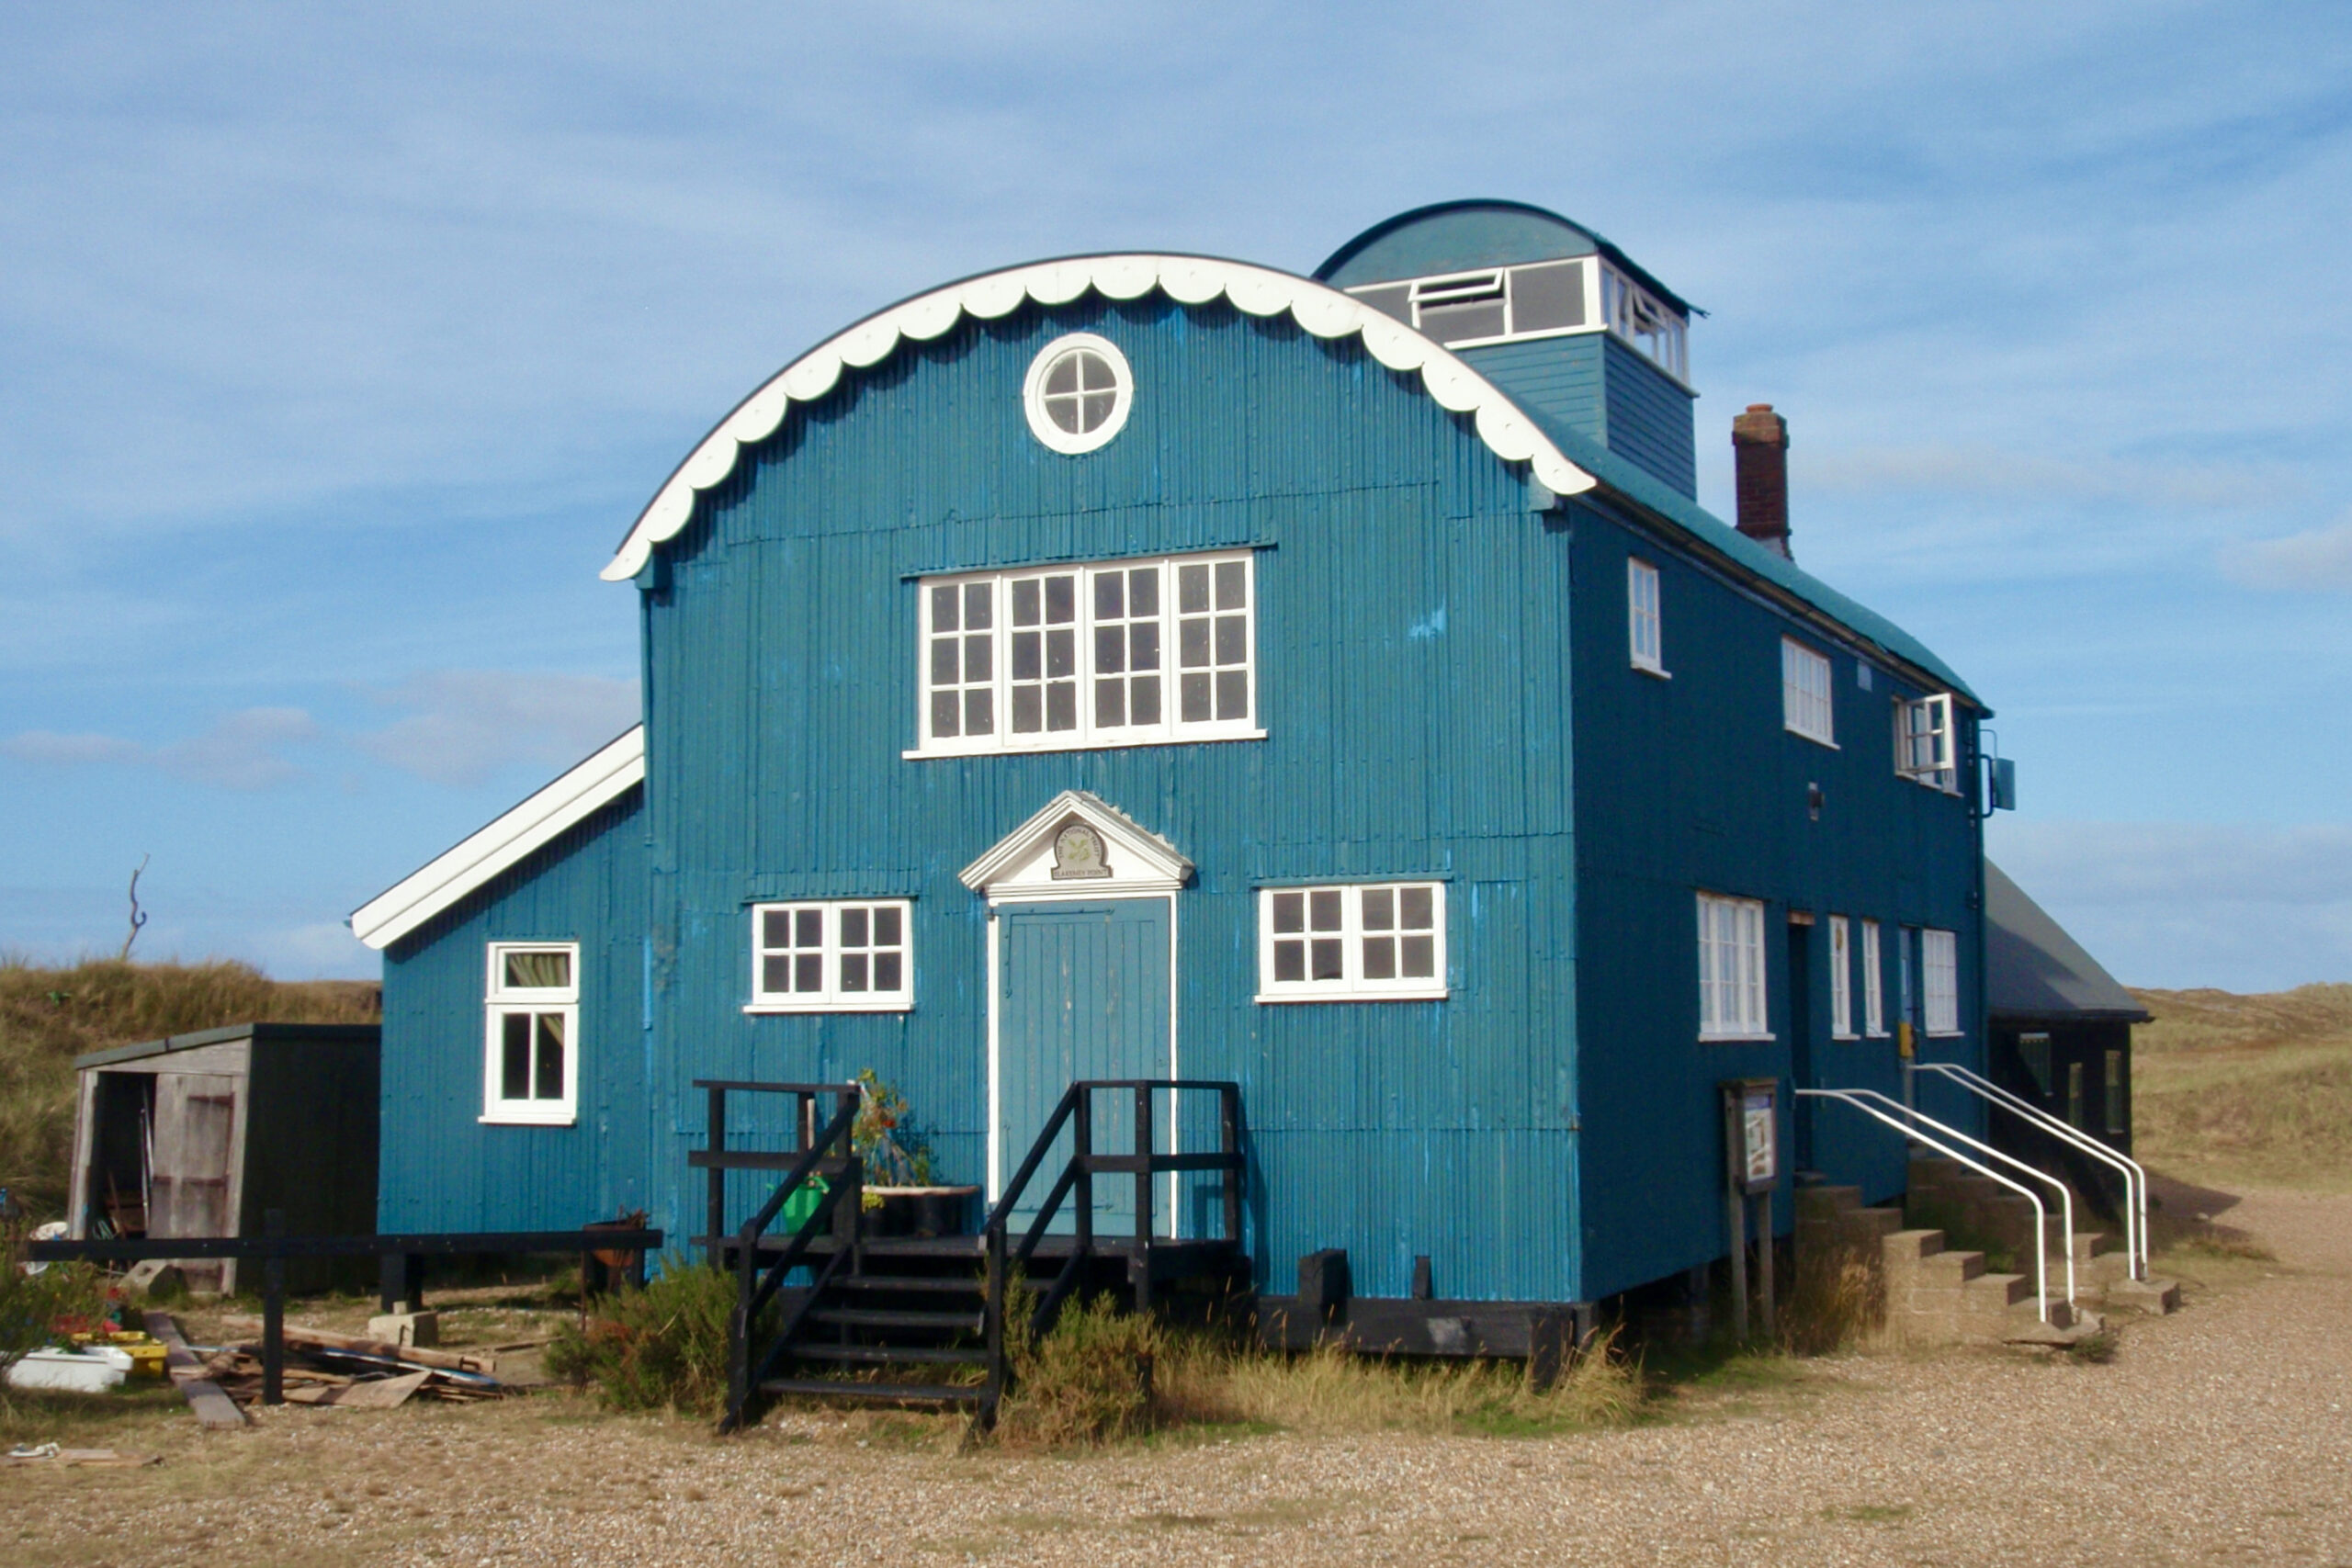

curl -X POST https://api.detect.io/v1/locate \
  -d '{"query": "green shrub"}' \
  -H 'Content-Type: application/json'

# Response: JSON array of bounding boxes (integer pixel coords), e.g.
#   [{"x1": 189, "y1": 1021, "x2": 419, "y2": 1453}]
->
[
  {"x1": 1, "y1": 1213, "x2": 110, "y2": 1406},
  {"x1": 999, "y1": 1290, "x2": 1165, "y2": 1446},
  {"x1": 546, "y1": 1257, "x2": 741, "y2": 1416}
]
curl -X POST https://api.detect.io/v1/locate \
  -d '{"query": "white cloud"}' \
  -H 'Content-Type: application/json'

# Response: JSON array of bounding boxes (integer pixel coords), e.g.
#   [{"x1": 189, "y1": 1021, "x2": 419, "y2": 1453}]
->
[
  {"x1": 2220, "y1": 516, "x2": 2352, "y2": 592},
  {"x1": 353, "y1": 670, "x2": 639, "y2": 787},
  {"x1": 2, "y1": 706, "x2": 319, "y2": 790}
]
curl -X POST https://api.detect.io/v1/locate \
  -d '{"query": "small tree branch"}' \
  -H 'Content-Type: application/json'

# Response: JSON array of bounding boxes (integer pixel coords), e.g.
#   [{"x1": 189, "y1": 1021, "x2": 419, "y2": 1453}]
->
[{"x1": 119, "y1": 853, "x2": 151, "y2": 962}]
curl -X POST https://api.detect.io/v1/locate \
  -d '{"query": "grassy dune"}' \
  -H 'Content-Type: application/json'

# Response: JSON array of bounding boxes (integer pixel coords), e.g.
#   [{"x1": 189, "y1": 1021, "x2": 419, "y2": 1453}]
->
[
  {"x1": 2131, "y1": 983, "x2": 2352, "y2": 1193},
  {"x1": 0, "y1": 958, "x2": 378, "y2": 1218}
]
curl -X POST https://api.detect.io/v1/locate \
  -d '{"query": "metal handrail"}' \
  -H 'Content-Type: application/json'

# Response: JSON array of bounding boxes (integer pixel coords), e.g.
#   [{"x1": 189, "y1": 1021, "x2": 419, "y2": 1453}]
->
[
  {"x1": 1834, "y1": 1087, "x2": 2074, "y2": 1307},
  {"x1": 1797, "y1": 1089, "x2": 2052, "y2": 1321},
  {"x1": 1910, "y1": 1062, "x2": 2147, "y2": 1280}
]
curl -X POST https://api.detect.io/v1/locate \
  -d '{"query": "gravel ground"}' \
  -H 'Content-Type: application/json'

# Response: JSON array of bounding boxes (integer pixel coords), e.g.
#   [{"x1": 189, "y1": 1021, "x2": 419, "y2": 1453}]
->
[{"x1": 10, "y1": 1191, "x2": 2349, "y2": 1567}]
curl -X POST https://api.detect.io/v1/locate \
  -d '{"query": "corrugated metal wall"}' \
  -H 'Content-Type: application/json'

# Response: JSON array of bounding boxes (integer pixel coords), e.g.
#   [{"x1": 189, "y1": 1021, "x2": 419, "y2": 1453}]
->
[
  {"x1": 379, "y1": 791, "x2": 650, "y2": 1233},
  {"x1": 639, "y1": 298, "x2": 1582, "y2": 1303}
]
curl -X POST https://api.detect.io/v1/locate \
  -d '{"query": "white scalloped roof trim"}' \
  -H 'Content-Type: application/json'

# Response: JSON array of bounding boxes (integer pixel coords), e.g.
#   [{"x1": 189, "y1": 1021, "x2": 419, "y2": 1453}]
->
[{"x1": 601, "y1": 255, "x2": 1598, "y2": 581}]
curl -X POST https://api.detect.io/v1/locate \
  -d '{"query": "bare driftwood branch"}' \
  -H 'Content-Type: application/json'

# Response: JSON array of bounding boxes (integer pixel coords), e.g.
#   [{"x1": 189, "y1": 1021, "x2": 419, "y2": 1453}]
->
[{"x1": 119, "y1": 853, "x2": 150, "y2": 961}]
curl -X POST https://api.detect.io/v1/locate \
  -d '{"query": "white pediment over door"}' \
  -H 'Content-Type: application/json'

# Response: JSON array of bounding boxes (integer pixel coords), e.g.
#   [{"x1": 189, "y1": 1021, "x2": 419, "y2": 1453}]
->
[{"x1": 958, "y1": 790, "x2": 1193, "y2": 904}]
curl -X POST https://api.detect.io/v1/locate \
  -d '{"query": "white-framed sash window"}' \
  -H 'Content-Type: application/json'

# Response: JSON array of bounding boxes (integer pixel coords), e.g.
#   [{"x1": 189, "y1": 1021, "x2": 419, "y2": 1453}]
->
[
  {"x1": 1897, "y1": 693, "x2": 1959, "y2": 792},
  {"x1": 748, "y1": 900, "x2": 913, "y2": 1012},
  {"x1": 1257, "y1": 883, "x2": 1446, "y2": 1001},
  {"x1": 1697, "y1": 893, "x2": 1770, "y2": 1039},
  {"x1": 483, "y1": 942, "x2": 579, "y2": 1125},
  {"x1": 1781, "y1": 637, "x2": 1835, "y2": 746},
  {"x1": 1861, "y1": 919, "x2": 1886, "y2": 1036},
  {"x1": 1923, "y1": 927, "x2": 1960, "y2": 1035},
  {"x1": 1828, "y1": 915, "x2": 1855, "y2": 1039},
  {"x1": 914, "y1": 550, "x2": 1259, "y2": 757},
  {"x1": 1628, "y1": 558, "x2": 1665, "y2": 675}
]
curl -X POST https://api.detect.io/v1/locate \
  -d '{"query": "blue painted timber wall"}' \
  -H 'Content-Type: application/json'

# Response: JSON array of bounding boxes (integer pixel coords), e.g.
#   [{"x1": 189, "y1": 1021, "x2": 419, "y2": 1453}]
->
[
  {"x1": 379, "y1": 790, "x2": 650, "y2": 1233},
  {"x1": 1461, "y1": 333, "x2": 1696, "y2": 499},
  {"x1": 1566, "y1": 503, "x2": 1985, "y2": 1300},
  {"x1": 637, "y1": 296, "x2": 1584, "y2": 1303}
]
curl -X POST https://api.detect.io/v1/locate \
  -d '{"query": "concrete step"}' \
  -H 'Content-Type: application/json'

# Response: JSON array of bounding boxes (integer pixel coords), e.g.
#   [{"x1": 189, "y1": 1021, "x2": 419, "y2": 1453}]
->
[
  {"x1": 1882, "y1": 1228, "x2": 1947, "y2": 1264},
  {"x1": 1838, "y1": 1206, "x2": 1902, "y2": 1240},
  {"x1": 1797, "y1": 1185, "x2": 1864, "y2": 1221},
  {"x1": 1962, "y1": 1270, "x2": 2032, "y2": 1311},
  {"x1": 1915, "y1": 1248, "x2": 1988, "y2": 1286},
  {"x1": 2104, "y1": 1275, "x2": 2182, "y2": 1314}
]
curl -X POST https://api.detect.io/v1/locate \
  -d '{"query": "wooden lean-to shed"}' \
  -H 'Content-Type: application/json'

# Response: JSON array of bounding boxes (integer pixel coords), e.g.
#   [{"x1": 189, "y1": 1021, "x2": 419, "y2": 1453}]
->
[{"x1": 69, "y1": 1022, "x2": 381, "y2": 1291}]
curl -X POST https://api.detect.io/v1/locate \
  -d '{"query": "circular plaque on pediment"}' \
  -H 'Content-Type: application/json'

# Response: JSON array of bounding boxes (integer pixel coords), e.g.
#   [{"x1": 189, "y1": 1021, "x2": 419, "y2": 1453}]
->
[{"x1": 1049, "y1": 820, "x2": 1111, "y2": 879}]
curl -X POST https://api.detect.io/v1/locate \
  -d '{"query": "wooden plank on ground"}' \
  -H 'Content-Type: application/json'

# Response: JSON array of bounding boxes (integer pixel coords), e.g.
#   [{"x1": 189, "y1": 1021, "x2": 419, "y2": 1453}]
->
[
  {"x1": 142, "y1": 1310, "x2": 250, "y2": 1429},
  {"x1": 220, "y1": 1316, "x2": 494, "y2": 1374}
]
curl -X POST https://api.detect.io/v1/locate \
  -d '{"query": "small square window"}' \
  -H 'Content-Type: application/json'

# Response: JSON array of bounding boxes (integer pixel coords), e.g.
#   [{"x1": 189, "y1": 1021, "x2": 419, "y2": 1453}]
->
[
  {"x1": 749, "y1": 901, "x2": 913, "y2": 1012},
  {"x1": 1260, "y1": 883, "x2": 1446, "y2": 1001}
]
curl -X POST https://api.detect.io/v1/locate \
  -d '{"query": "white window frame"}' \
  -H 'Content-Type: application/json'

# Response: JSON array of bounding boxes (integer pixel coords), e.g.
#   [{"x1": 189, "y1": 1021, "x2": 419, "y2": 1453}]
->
[
  {"x1": 1599, "y1": 259, "x2": 1690, "y2": 382},
  {"x1": 911, "y1": 550, "x2": 1261, "y2": 758},
  {"x1": 1828, "y1": 915, "x2": 1855, "y2": 1039},
  {"x1": 746, "y1": 900, "x2": 914, "y2": 1013},
  {"x1": 1627, "y1": 558, "x2": 1666, "y2": 676},
  {"x1": 1256, "y1": 883, "x2": 1447, "y2": 1002},
  {"x1": 1922, "y1": 927, "x2": 1960, "y2": 1036},
  {"x1": 483, "y1": 942, "x2": 579, "y2": 1126},
  {"x1": 1896, "y1": 693, "x2": 1959, "y2": 792},
  {"x1": 1860, "y1": 919, "x2": 1886, "y2": 1037},
  {"x1": 1781, "y1": 637, "x2": 1836, "y2": 747},
  {"x1": 1696, "y1": 892, "x2": 1770, "y2": 1040},
  {"x1": 1022, "y1": 333, "x2": 1133, "y2": 456}
]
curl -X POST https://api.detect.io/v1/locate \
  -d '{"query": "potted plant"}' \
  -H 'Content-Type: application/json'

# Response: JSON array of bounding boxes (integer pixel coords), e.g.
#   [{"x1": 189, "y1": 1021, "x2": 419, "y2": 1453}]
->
[{"x1": 851, "y1": 1070, "x2": 979, "y2": 1237}]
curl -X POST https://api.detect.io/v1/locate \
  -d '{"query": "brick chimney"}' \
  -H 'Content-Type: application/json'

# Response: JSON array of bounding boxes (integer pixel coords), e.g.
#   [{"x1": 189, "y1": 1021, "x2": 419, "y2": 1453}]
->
[{"x1": 1731, "y1": 403, "x2": 1792, "y2": 558}]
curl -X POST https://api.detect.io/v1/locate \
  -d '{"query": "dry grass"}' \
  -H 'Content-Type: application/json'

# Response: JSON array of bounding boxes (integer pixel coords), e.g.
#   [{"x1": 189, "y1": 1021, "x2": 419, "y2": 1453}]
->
[
  {"x1": 1777, "y1": 1240, "x2": 1885, "y2": 1356},
  {"x1": 0, "y1": 957, "x2": 379, "y2": 1216},
  {"x1": 2129, "y1": 983, "x2": 2352, "y2": 1192}
]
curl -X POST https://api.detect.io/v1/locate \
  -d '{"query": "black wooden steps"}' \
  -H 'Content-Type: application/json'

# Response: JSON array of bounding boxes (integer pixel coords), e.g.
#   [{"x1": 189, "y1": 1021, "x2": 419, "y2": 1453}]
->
[
  {"x1": 790, "y1": 1343, "x2": 987, "y2": 1366},
  {"x1": 830, "y1": 1274, "x2": 983, "y2": 1294},
  {"x1": 757, "y1": 1376, "x2": 981, "y2": 1406},
  {"x1": 806, "y1": 1306, "x2": 982, "y2": 1333}
]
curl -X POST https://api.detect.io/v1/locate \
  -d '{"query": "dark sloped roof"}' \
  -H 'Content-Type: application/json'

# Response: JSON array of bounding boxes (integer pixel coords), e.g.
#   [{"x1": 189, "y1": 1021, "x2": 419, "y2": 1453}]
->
[{"x1": 1985, "y1": 859, "x2": 2148, "y2": 1022}]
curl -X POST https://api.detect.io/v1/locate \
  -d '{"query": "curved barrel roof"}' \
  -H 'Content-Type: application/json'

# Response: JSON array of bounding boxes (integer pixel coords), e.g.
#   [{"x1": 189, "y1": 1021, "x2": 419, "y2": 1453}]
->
[{"x1": 1314, "y1": 197, "x2": 1698, "y2": 318}]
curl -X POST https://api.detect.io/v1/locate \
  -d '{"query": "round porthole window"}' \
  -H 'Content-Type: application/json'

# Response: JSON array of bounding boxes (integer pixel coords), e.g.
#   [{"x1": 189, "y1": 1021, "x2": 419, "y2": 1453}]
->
[{"x1": 1023, "y1": 333, "x2": 1132, "y2": 455}]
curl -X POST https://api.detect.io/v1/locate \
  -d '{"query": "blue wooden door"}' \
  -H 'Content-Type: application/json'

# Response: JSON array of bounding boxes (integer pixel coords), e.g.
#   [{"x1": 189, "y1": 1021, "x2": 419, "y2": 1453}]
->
[{"x1": 997, "y1": 898, "x2": 1171, "y2": 1236}]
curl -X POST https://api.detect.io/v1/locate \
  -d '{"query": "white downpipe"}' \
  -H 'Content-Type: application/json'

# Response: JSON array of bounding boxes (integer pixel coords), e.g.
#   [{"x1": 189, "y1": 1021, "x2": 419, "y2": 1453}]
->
[
  {"x1": 1910, "y1": 1062, "x2": 2148, "y2": 1281},
  {"x1": 1837, "y1": 1088, "x2": 2075, "y2": 1310},
  {"x1": 1796, "y1": 1089, "x2": 2051, "y2": 1322}
]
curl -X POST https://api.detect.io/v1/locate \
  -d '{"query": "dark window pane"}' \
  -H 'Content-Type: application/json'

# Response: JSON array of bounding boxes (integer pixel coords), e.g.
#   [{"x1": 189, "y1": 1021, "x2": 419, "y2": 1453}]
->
[
  {"x1": 1012, "y1": 686, "x2": 1043, "y2": 732},
  {"x1": 1012, "y1": 630, "x2": 1041, "y2": 681},
  {"x1": 1180, "y1": 672, "x2": 1211, "y2": 722},
  {"x1": 1131, "y1": 676, "x2": 1160, "y2": 725},
  {"x1": 763, "y1": 955, "x2": 792, "y2": 995},
  {"x1": 1363, "y1": 888, "x2": 1394, "y2": 931},
  {"x1": 1273, "y1": 941, "x2": 1305, "y2": 983},
  {"x1": 1045, "y1": 575, "x2": 1075, "y2": 624},
  {"x1": 964, "y1": 635, "x2": 991, "y2": 681},
  {"x1": 965, "y1": 690, "x2": 994, "y2": 734},
  {"x1": 931, "y1": 584, "x2": 959, "y2": 632},
  {"x1": 1046, "y1": 627, "x2": 1075, "y2": 678},
  {"x1": 1094, "y1": 626, "x2": 1125, "y2": 673},
  {"x1": 1400, "y1": 886, "x2": 1435, "y2": 930},
  {"x1": 1311, "y1": 939, "x2": 1345, "y2": 981},
  {"x1": 1363, "y1": 938, "x2": 1396, "y2": 980},
  {"x1": 1352, "y1": 283, "x2": 1411, "y2": 323},
  {"x1": 842, "y1": 908, "x2": 868, "y2": 948},
  {"x1": 930, "y1": 692, "x2": 959, "y2": 737},
  {"x1": 1094, "y1": 571, "x2": 1124, "y2": 619},
  {"x1": 875, "y1": 953, "x2": 902, "y2": 991},
  {"x1": 1401, "y1": 935, "x2": 1436, "y2": 978},
  {"x1": 502, "y1": 1013, "x2": 530, "y2": 1100},
  {"x1": 1272, "y1": 892, "x2": 1305, "y2": 934},
  {"x1": 1079, "y1": 351, "x2": 1115, "y2": 392},
  {"x1": 1047, "y1": 397, "x2": 1081, "y2": 434},
  {"x1": 1309, "y1": 890, "x2": 1343, "y2": 931},
  {"x1": 964, "y1": 582, "x2": 992, "y2": 629},
  {"x1": 535, "y1": 1014, "x2": 565, "y2": 1100},
  {"x1": 930, "y1": 637, "x2": 959, "y2": 685},
  {"x1": 1012, "y1": 579, "x2": 1041, "y2": 626},
  {"x1": 1215, "y1": 614, "x2": 1247, "y2": 665},
  {"x1": 1216, "y1": 669, "x2": 1249, "y2": 720},
  {"x1": 1179, "y1": 618, "x2": 1211, "y2": 669},
  {"x1": 1216, "y1": 559, "x2": 1247, "y2": 609},
  {"x1": 795, "y1": 953, "x2": 824, "y2": 992},
  {"x1": 762, "y1": 910, "x2": 790, "y2": 949},
  {"x1": 1046, "y1": 682, "x2": 1077, "y2": 731},
  {"x1": 874, "y1": 907, "x2": 901, "y2": 946},
  {"x1": 841, "y1": 953, "x2": 868, "y2": 992},
  {"x1": 1179, "y1": 563, "x2": 1210, "y2": 614},
  {"x1": 1419, "y1": 298, "x2": 1507, "y2": 344},
  {"x1": 1046, "y1": 355, "x2": 1079, "y2": 396},
  {"x1": 1129, "y1": 569, "x2": 1158, "y2": 616},
  {"x1": 1129, "y1": 622, "x2": 1159, "y2": 670},
  {"x1": 795, "y1": 909, "x2": 821, "y2": 947},
  {"x1": 1096, "y1": 679, "x2": 1125, "y2": 728},
  {"x1": 1510, "y1": 260, "x2": 1586, "y2": 332},
  {"x1": 1080, "y1": 392, "x2": 1115, "y2": 430}
]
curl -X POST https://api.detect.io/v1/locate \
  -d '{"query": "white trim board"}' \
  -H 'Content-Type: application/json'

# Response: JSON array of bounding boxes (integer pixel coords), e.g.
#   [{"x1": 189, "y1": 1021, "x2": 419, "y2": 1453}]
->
[
  {"x1": 601, "y1": 254, "x2": 1601, "y2": 582},
  {"x1": 349, "y1": 727, "x2": 645, "y2": 951}
]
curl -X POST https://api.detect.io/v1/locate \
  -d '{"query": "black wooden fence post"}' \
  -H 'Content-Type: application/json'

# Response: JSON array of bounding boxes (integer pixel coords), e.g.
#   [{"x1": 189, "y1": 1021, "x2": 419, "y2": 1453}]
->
[{"x1": 261, "y1": 1208, "x2": 286, "y2": 1406}]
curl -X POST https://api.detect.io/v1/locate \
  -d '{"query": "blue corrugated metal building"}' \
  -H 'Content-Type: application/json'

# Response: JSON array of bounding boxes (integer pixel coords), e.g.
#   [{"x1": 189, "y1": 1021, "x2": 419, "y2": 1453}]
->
[{"x1": 352, "y1": 199, "x2": 1991, "y2": 1312}]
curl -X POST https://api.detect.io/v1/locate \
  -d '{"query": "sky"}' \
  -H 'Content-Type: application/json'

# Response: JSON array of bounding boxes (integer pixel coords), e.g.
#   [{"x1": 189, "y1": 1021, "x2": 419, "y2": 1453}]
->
[{"x1": 3, "y1": 2, "x2": 2349, "y2": 990}]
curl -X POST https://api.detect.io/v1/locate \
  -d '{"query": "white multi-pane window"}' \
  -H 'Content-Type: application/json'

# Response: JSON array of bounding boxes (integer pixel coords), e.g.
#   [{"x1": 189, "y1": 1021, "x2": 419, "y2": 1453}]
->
[
  {"x1": 1258, "y1": 883, "x2": 1446, "y2": 1000},
  {"x1": 748, "y1": 901, "x2": 912, "y2": 1012},
  {"x1": 1828, "y1": 916, "x2": 1855, "y2": 1038},
  {"x1": 1781, "y1": 637, "x2": 1835, "y2": 746},
  {"x1": 1627, "y1": 558, "x2": 1664, "y2": 674},
  {"x1": 1860, "y1": 919, "x2": 1885, "y2": 1036},
  {"x1": 1923, "y1": 927, "x2": 1960, "y2": 1035},
  {"x1": 1896, "y1": 693, "x2": 1958, "y2": 792},
  {"x1": 916, "y1": 551, "x2": 1257, "y2": 756},
  {"x1": 1696, "y1": 893, "x2": 1769, "y2": 1039},
  {"x1": 484, "y1": 942, "x2": 578, "y2": 1124}
]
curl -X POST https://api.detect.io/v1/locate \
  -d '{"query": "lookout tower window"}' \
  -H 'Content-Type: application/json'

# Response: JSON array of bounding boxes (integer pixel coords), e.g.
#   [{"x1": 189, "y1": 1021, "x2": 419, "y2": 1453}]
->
[{"x1": 1344, "y1": 254, "x2": 1687, "y2": 378}]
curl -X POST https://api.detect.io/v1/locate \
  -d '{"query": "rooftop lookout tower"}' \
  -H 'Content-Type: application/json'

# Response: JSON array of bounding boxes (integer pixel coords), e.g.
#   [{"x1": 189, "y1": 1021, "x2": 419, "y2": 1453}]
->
[{"x1": 1316, "y1": 199, "x2": 1700, "y2": 498}]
